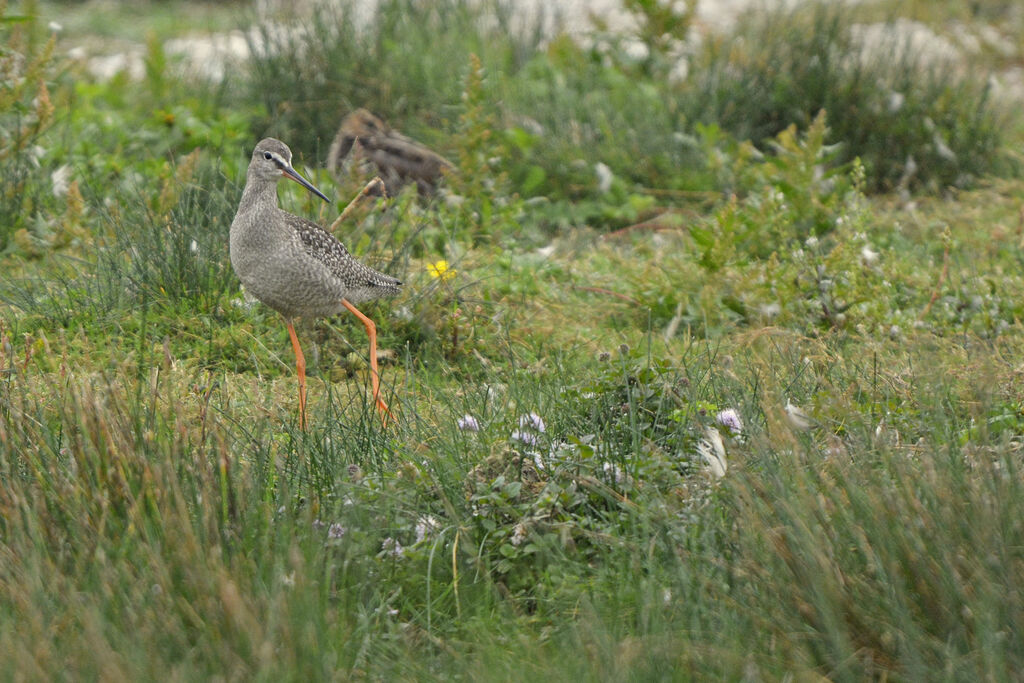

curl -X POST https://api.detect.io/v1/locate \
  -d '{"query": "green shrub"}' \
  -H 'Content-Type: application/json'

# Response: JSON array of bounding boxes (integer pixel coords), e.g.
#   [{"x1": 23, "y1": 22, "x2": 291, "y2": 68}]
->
[
  {"x1": 243, "y1": 0, "x2": 545, "y2": 155},
  {"x1": 0, "y1": 2, "x2": 65, "y2": 253},
  {"x1": 682, "y1": 3, "x2": 1004, "y2": 192}
]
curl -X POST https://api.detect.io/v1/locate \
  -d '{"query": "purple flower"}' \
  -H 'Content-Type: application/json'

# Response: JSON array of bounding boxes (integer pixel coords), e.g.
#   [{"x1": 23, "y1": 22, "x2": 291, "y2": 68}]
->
[
  {"x1": 532, "y1": 451, "x2": 546, "y2": 471},
  {"x1": 715, "y1": 408, "x2": 743, "y2": 436},
  {"x1": 328, "y1": 523, "x2": 346, "y2": 540},
  {"x1": 511, "y1": 429, "x2": 541, "y2": 448},
  {"x1": 381, "y1": 537, "x2": 405, "y2": 558},
  {"x1": 415, "y1": 515, "x2": 440, "y2": 544},
  {"x1": 457, "y1": 414, "x2": 480, "y2": 432},
  {"x1": 518, "y1": 412, "x2": 546, "y2": 433}
]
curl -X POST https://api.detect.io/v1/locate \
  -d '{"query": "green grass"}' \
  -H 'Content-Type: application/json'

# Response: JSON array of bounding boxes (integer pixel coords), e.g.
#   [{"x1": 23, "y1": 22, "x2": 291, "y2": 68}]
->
[{"x1": 2, "y1": 0, "x2": 1024, "y2": 678}]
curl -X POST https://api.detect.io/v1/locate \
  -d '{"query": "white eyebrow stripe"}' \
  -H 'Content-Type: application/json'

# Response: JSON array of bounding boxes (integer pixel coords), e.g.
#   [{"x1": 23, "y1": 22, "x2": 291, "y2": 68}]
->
[{"x1": 269, "y1": 152, "x2": 290, "y2": 169}]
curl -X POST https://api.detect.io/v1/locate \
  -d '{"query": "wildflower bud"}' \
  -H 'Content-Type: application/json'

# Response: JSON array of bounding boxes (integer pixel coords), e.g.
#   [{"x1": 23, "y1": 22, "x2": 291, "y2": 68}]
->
[
  {"x1": 860, "y1": 246, "x2": 880, "y2": 266},
  {"x1": 511, "y1": 430, "x2": 540, "y2": 448},
  {"x1": 715, "y1": 408, "x2": 743, "y2": 436},
  {"x1": 457, "y1": 414, "x2": 480, "y2": 432},
  {"x1": 518, "y1": 412, "x2": 546, "y2": 433},
  {"x1": 381, "y1": 537, "x2": 404, "y2": 558}
]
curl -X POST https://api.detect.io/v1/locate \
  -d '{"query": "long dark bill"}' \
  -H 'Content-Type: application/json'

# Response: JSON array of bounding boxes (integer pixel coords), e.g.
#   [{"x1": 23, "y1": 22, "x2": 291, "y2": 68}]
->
[{"x1": 282, "y1": 165, "x2": 331, "y2": 203}]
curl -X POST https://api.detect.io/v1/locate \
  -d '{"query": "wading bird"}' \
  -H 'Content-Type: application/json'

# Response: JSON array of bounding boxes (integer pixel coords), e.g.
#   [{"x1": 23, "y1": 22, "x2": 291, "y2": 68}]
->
[
  {"x1": 230, "y1": 138, "x2": 401, "y2": 427},
  {"x1": 327, "y1": 108, "x2": 454, "y2": 196}
]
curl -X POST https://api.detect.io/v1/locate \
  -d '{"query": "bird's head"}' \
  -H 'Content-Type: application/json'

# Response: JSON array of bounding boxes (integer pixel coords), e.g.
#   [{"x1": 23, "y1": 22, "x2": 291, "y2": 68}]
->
[{"x1": 250, "y1": 138, "x2": 330, "y2": 203}]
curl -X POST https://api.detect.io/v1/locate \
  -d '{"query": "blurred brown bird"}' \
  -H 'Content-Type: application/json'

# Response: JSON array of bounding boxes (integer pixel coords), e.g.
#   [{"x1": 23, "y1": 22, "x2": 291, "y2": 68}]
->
[{"x1": 326, "y1": 108, "x2": 454, "y2": 196}]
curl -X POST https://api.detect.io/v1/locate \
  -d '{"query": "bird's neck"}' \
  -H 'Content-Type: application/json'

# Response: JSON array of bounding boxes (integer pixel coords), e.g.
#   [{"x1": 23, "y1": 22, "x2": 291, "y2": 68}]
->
[{"x1": 238, "y1": 175, "x2": 279, "y2": 215}]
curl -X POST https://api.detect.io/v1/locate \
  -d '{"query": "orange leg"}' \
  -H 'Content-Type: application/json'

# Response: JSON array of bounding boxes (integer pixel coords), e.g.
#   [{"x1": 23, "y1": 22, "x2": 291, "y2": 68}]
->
[
  {"x1": 286, "y1": 320, "x2": 307, "y2": 430},
  {"x1": 342, "y1": 299, "x2": 394, "y2": 426}
]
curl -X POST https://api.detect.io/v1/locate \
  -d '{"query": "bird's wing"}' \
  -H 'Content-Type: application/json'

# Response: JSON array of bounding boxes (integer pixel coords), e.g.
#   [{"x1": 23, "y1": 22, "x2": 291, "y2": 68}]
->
[
  {"x1": 363, "y1": 134, "x2": 455, "y2": 179},
  {"x1": 287, "y1": 213, "x2": 354, "y2": 274},
  {"x1": 287, "y1": 212, "x2": 398, "y2": 290}
]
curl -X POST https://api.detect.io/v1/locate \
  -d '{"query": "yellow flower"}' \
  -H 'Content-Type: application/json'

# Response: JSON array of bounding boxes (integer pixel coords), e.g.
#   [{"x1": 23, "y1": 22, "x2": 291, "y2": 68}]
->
[{"x1": 427, "y1": 259, "x2": 455, "y2": 282}]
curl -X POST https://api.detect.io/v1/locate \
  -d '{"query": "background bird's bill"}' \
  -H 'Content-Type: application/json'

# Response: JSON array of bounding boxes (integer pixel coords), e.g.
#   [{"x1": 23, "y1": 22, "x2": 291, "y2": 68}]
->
[{"x1": 282, "y1": 166, "x2": 331, "y2": 203}]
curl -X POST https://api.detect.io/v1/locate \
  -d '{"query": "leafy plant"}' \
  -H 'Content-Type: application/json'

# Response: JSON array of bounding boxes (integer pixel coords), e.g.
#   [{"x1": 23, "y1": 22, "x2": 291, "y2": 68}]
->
[
  {"x1": 0, "y1": 1, "x2": 64, "y2": 253},
  {"x1": 684, "y1": 3, "x2": 1005, "y2": 192}
]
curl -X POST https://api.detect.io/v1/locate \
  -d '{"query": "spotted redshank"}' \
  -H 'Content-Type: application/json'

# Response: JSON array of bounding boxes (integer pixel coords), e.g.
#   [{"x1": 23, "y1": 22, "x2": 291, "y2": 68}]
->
[
  {"x1": 230, "y1": 138, "x2": 401, "y2": 427},
  {"x1": 327, "y1": 108, "x2": 453, "y2": 196}
]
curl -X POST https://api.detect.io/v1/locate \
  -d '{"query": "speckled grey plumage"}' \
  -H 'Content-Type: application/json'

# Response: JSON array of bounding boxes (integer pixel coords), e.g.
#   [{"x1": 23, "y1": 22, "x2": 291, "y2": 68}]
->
[{"x1": 230, "y1": 138, "x2": 402, "y2": 321}]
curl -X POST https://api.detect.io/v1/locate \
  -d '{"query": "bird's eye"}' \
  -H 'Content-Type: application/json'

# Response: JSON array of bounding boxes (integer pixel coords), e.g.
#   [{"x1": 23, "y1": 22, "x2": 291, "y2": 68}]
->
[{"x1": 263, "y1": 152, "x2": 273, "y2": 160}]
